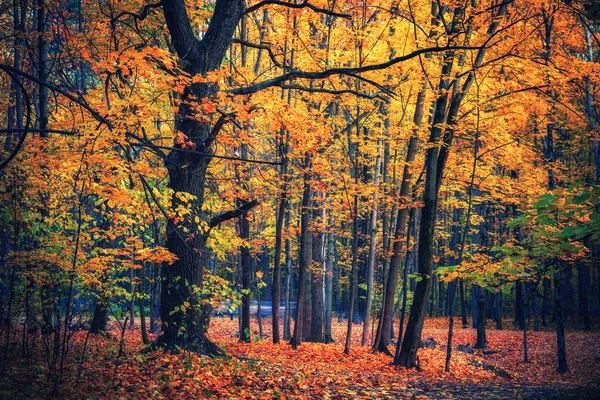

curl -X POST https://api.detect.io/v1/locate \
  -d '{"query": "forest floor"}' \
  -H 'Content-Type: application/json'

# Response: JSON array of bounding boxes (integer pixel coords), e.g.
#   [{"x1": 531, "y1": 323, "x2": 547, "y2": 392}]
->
[{"x1": 1, "y1": 317, "x2": 600, "y2": 399}]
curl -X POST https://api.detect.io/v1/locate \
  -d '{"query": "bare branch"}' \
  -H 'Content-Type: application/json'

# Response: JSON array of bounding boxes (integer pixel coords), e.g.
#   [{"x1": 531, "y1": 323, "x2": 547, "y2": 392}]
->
[
  {"x1": 245, "y1": 0, "x2": 351, "y2": 19},
  {"x1": 278, "y1": 84, "x2": 384, "y2": 100},
  {"x1": 130, "y1": 142, "x2": 283, "y2": 165},
  {"x1": 231, "y1": 39, "x2": 283, "y2": 69},
  {"x1": 209, "y1": 199, "x2": 260, "y2": 228},
  {"x1": 0, "y1": 64, "x2": 113, "y2": 130},
  {"x1": 110, "y1": 2, "x2": 163, "y2": 26},
  {"x1": 227, "y1": 45, "x2": 485, "y2": 96},
  {"x1": 0, "y1": 128, "x2": 78, "y2": 136}
]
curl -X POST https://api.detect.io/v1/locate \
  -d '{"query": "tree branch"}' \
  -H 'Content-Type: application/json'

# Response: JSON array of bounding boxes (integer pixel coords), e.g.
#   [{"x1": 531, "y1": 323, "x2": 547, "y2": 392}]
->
[
  {"x1": 245, "y1": 0, "x2": 351, "y2": 19},
  {"x1": 0, "y1": 64, "x2": 113, "y2": 130},
  {"x1": 129, "y1": 142, "x2": 283, "y2": 165},
  {"x1": 227, "y1": 45, "x2": 485, "y2": 96},
  {"x1": 110, "y1": 1, "x2": 163, "y2": 26},
  {"x1": 231, "y1": 39, "x2": 283, "y2": 69},
  {"x1": 0, "y1": 128, "x2": 78, "y2": 136},
  {"x1": 209, "y1": 199, "x2": 260, "y2": 228},
  {"x1": 278, "y1": 84, "x2": 384, "y2": 100}
]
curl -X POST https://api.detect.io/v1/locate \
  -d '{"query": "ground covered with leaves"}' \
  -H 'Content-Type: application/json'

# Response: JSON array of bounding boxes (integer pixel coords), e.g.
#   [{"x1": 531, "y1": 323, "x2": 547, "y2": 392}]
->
[{"x1": 2, "y1": 318, "x2": 600, "y2": 399}]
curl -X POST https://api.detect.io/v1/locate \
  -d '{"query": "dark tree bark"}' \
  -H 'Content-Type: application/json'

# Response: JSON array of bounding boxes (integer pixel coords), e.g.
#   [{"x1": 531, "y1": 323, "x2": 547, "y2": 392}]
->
[
  {"x1": 362, "y1": 140, "x2": 382, "y2": 346},
  {"x1": 89, "y1": 299, "x2": 108, "y2": 335},
  {"x1": 555, "y1": 270, "x2": 569, "y2": 373},
  {"x1": 578, "y1": 263, "x2": 591, "y2": 330},
  {"x1": 395, "y1": 31, "x2": 457, "y2": 366},
  {"x1": 474, "y1": 288, "x2": 486, "y2": 349},
  {"x1": 373, "y1": 86, "x2": 424, "y2": 355},
  {"x1": 343, "y1": 193, "x2": 360, "y2": 355},
  {"x1": 459, "y1": 279, "x2": 468, "y2": 328},
  {"x1": 542, "y1": 277, "x2": 550, "y2": 326},
  {"x1": 283, "y1": 204, "x2": 293, "y2": 341},
  {"x1": 495, "y1": 292, "x2": 503, "y2": 330},
  {"x1": 310, "y1": 206, "x2": 324, "y2": 343},
  {"x1": 238, "y1": 205, "x2": 252, "y2": 343},
  {"x1": 156, "y1": 0, "x2": 246, "y2": 354},
  {"x1": 271, "y1": 141, "x2": 288, "y2": 343},
  {"x1": 515, "y1": 281, "x2": 524, "y2": 329},
  {"x1": 324, "y1": 229, "x2": 335, "y2": 343},
  {"x1": 291, "y1": 156, "x2": 312, "y2": 349}
]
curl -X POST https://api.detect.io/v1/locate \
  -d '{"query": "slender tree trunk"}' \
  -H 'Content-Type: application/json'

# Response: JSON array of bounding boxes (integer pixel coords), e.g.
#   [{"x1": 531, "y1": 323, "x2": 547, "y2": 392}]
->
[
  {"x1": 283, "y1": 204, "x2": 293, "y2": 341},
  {"x1": 271, "y1": 139, "x2": 288, "y2": 344},
  {"x1": 138, "y1": 270, "x2": 149, "y2": 345},
  {"x1": 555, "y1": 270, "x2": 569, "y2": 373},
  {"x1": 495, "y1": 292, "x2": 503, "y2": 330},
  {"x1": 373, "y1": 85, "x2": 425, "y2": 355},
  {"x1": 396, "y1": 25, "x2": 462, "y2": 364},
  {"x1": 515, "y1": 281, "x2": 524, "y2": 329},
  {"x1": 291, "y1": 156, "x2": 312, "y2": 349},
  {"x1": 542, "y1": 277, "x2": 550, "y2": 326},
  {"x1": 578, "y1": 263, "x2": 591, "y2": 330},
  {"x1": 474, "y1": 288, "x2": 486, "y2": 349},
  {"x1": 362, "y1": 140, "x2": 382, "y2": 346},
  {"x1": 344, "y1": 193, "x2": 360, "y2": 355},
  {"x1": 324, "y1": 229, "x2": 334, "y2": 343},
  {"x1": 310, "y1": 205, "x2": 324, "y2": 343},
  {"x1": 129, "y1": 267, "x2": 136, "y2": 330}
]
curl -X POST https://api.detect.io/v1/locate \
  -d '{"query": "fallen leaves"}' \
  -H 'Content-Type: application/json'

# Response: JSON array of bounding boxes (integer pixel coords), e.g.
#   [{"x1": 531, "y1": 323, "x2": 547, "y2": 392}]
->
[{"x1": 1, "y1": 317, "x2": 599, "y2": 399}]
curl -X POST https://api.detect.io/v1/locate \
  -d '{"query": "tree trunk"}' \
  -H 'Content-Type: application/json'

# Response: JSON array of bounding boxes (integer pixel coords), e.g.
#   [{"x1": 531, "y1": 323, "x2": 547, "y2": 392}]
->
[
  {"x1": 238, "y1": 208, "x2": 251, "y2": 343},
  {"x1": 89, "y1": 299, "x2": 108, "y2": 335},
  {"x1": 555, "y1": 270, "x2": 569, "y2": 373},
  {"x1": 578, "y1": 263, "x2": 591, "y2": 330},
  {"x1": 156, "y1": 0, "x2": 245, "y2": 354},
  {"x1": 474, "y1": 287, "x2": 486, "y2": 349},
  {"x1": 324, "y1": 229, "x2": 334, "y2": 343},
  {"x1": 129, "y1": 267, "x2": 136, "y2": 331},
  {"x1": 495, "y1": 292, "x2": 503, "y2": 330},
  {"x1": 542, "y1": 277, "x2": 550, "y2": 326},
  {"x1": 395, "y1": 38, "x2": 455, "y2": 367},
  {"x1": 283, "y1": 204, "x2": 293, "y2": 341},
  {"x1": 271, "y1": 143, "x2": 288, "y2": 343},
  {"x1": 515, "y1": 281, "x2": 524, "y2": 329},
  {"x1": 343, "y1": 194, "x2": 360, "y2": 355},
  {"x1": 291, "y1": 157, "x2": 312, "y2": 349},
  {"x1": 362, "y1": 140, "x2": 382, "y2": 346},
  {"x1": 310, "y1": 206, "x2": 324, "y2": 343},
  {"x1": 373, "y1": 86, "x2": 425, "y2": 355}
]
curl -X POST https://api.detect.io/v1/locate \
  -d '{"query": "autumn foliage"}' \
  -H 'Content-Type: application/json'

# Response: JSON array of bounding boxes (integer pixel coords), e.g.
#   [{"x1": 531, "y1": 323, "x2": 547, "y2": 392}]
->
[{"x1": 0, "y1": 0, "x2": 599, "y2": 398}]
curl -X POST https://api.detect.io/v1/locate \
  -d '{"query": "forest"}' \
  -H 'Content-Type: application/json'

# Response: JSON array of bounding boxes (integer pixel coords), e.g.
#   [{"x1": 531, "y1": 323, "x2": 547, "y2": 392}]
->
[{"x1": 0, "y1": 0, "x2": 599, "y2": 398}]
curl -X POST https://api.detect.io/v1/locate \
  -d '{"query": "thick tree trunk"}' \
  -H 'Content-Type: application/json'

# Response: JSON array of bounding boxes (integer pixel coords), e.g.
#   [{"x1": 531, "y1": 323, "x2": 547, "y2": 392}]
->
[
  {"x1": 89, "y1": 299, "x2": 108, "y2": 335},
  {"x1": 156, "y1": 0, "x2": 245, "y2": 353}
]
